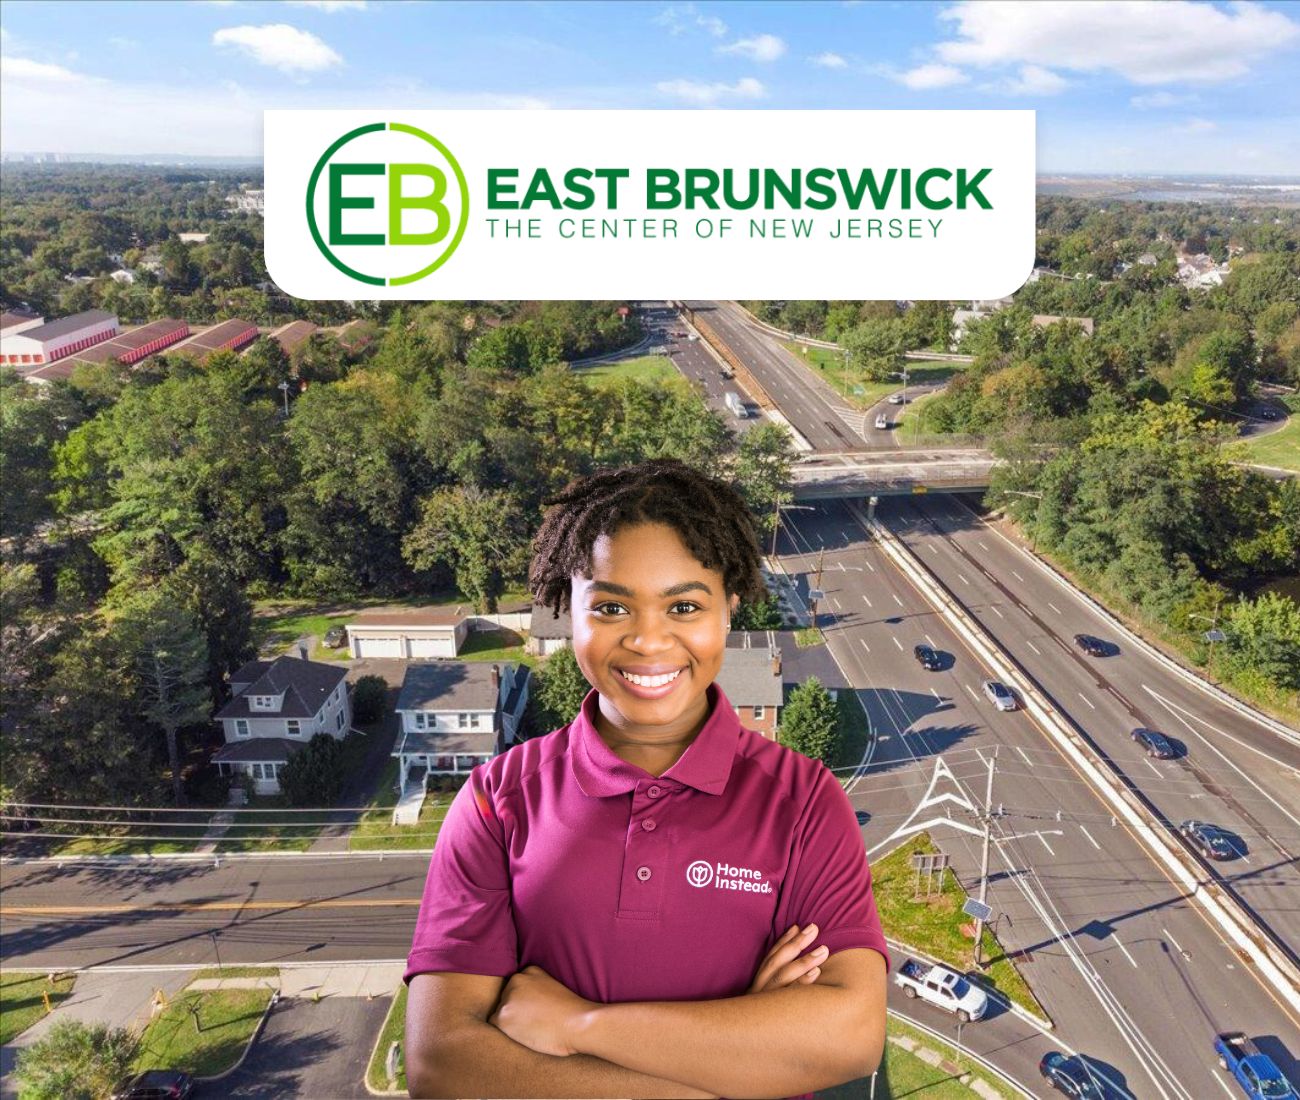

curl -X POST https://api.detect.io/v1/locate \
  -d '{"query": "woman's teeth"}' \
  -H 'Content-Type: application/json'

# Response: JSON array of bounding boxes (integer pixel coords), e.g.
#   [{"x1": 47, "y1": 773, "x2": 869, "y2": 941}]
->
[{"x1": 619, "y1": 668, "x2": 682, "y2": 688}]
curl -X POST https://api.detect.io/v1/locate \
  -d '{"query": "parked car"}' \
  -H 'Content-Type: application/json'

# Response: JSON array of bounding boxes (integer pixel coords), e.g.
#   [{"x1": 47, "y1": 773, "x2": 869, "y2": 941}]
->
[
  {"x1": 982, "y1": 679, "x2": 1017, "y2": 711},
  {"x1": 323, "y1": 625, "x2": 347, "y2": 649},
  {"x1": 720, "y1": 365, "x2": 735, "y2": 379},
  {"x1": 1132, "y1": 727, "x2": 1175, "y2": 759},
  {"x1": 112, "y1": 1070, "x2": 196, "y2": 1100},
  {"x1": 1214, "y1": 1031, "x2": 1296, "y2": 1099},
  {"x1": 855, "y1": 810, "x2": 871, "y2": 825},
  {"x1": 894, "y1": 958, "x2": 988, "y2": 1022},
  {"x1": 1039, "y1": 1052, "x2": 1107, "y2": 1098},
  {"x1": 887, "y1": 392, "x2": 907, "y2": 405},
  {"x1": 1073, "y1": 633, "x2": 1107, "y2": 657},
  {"x1": 913, "y1": 643, "x2": 942, "y2": 671},
  {"x1": 1181, "y1": 820, "x2": 1238, "y2": 861},
  {"x1": 874, "y1": 413, "x2": 890, "y2": 430}
]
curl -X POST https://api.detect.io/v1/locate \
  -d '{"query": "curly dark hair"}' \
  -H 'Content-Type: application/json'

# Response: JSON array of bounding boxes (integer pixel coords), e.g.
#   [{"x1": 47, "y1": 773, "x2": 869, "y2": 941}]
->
[{"x1": 529, "y1": 458, "x2": 768, "y2": 616}]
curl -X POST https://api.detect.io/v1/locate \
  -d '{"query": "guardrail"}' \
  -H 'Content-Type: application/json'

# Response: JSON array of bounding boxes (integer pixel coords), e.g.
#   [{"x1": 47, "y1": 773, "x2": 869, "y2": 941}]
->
[{"x1": 856, "y1": 501, "x2": 1300, "y2": 1015}]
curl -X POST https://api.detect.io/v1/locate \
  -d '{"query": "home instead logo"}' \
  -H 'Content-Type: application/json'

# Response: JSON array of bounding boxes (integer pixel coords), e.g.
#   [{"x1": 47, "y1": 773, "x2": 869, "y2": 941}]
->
[
  {"x1": 304, "y1": 121, "x2": 469, "y2": 287},
  {"x1": 686, "y1": 859, "x2": 774, "y2": 894},
  {"x1": 265, "y1": 110, "x2": 1036, "y2": 300}
]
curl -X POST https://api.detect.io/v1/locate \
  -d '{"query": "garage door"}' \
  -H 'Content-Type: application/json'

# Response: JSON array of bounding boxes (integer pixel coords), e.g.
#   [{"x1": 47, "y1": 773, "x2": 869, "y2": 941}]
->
[
  {"x1": 408, "y1": 636, "x2": 455, "y2": 659},
  {"x1": 354, "y1": 635, "x2": 402, "y2": 658}
]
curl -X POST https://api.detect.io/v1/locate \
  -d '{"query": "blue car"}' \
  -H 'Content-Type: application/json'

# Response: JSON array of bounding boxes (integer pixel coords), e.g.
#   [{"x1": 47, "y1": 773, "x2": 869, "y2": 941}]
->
[
  {"x1": 1039, "y1": 1052, "x2": 1107, "y2": 1098},
  {"x1": 1215, "y1": 1032, "x2": 1295, "y2": 1099}
]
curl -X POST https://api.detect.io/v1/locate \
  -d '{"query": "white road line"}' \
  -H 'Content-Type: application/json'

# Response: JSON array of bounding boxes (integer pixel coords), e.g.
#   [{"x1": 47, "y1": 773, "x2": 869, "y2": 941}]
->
[
  {"x1": 830, "y1": 596, "x2": 840, "y2": 610},
  {"x1": 928, "y1": 544, "x2": 939, "y2": 555},
  {"x1": 1106, "y1": 686, "x2": 1129, "y2": 707},
  {"x1": 1079, "y1": 825, "x2": 1101, "y2": 851},
  {"x1": 964, "y1": 684, "x2": 979, "y2": 702},
  {"x1": 979, "y1": 541, "x2": 990, "y2": 552},
  {"x1": 1026, "y1": 640, "x2": 1041, "y2": 655},
  {"x1": 957, "y1": 573, "x2": 970, "y2": 585},
  {"x1": 1077, "y1": 692, "x2": 1096, "y2": 710},
  {"x1": 892, "y1": 593, "x2": 904, "y2": 608},
  {"x1": 1048, "y1": 601, "x2": 1062, "y2": 615},
  {"x1": 925, "y1": 634, "x2": 936, "y2": 647},
  {"x1": 860, "y1": 640, "x2": 871, "y2": 654},
  {"x1": 1015, "y1": 745, "x2": 1032, "y2": 765},
  {"x1": 862, "y1": 594, "x2": 873, "y2": 608},
  {"x1": 1144, "y1": 758, "x2": 1162, "y2": 778},
  {"x1": 1011, "y1": 571, "x2": 1025, "y2": 583},
  {"x1": 975, "y1": 749, "x2": 989, "y2": 768},
  {"x1": 866, "y1": 561, "x2": 875, "y2": 573},
  {"x1": 892, "y1": 637, "x2": 903, "y2": 651},
  {"x1": 990, "y1": 606, "x2": 1004, "y2": 619},
  {"x1": 1037, "y1": 832, "x2": 1056, "y2": 856},
  {"x1": 1111, "y1": 933, "x2": 1139, "y2": 969},
  {"x1": 932, "y1": 689, "x2": 943, "y2": 703},
  {"x1": 1211, "y1": 1072, "x2": 1239, "y2": 1100},
  {"x1": 1163, "y1": 928, "x2": 1187, "y2": 956}
]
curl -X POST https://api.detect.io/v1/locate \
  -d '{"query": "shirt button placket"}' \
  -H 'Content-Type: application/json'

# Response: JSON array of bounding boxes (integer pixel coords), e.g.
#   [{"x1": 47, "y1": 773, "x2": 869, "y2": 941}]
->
[{"x1": 618, "y1": 781, "x2": 668, "y2": 917}]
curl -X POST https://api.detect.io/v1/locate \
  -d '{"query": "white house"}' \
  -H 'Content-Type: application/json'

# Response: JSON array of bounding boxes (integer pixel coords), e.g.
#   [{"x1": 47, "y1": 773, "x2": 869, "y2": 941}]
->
[
  {"x1": 212, "y1": 649, "x2": 352, "y2": 795},
  {"x1": 526, "y1": 600, "x2": 572, "y2": 656},
  {"x1": 393, "y1": 662, "x2": 529, "y2": 796},
  {"x1": 346, "y1": 605, "x2": 471, "y2": 660}
]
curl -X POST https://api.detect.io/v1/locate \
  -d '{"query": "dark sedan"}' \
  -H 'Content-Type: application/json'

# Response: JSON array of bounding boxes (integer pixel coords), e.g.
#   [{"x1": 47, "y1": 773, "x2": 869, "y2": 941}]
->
[
  {"x1": 1039, "y1": 1052, "x2": 1107, "y2": 1098},
  {"x1": 1073, "y1": 633, "x2": 1107, "y2": 657},
  {"x1": 1180, "y1": 820, "x2": 1238, "y2": 861},
  {"x1": 112, "y1": 1070, "x2": 195, "y2": 1100},
  {"x1": 1131, "y1": 727, "x2": 1175, "y2": 759},
  {"x1": 913, "y1": 643, "x2": 942, "y2": 671}
]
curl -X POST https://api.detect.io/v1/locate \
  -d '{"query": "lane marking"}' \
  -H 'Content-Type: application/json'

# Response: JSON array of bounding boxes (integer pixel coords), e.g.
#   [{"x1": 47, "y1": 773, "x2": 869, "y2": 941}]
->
[
  {"x1": 892, "y1": 593, "x2": 904, "y2": 608},
  {"x1": 1011, "y1": 571, "x2": 1025, "y2": 583},
  {"x1": 1079, "y1": 825, "x2": 1101, "y2": 851},
  {"x1": 964, "y1": 684, "x2": 979, "y2": 702},
  {"x1": 1144, "y1": 758, "x2": 1162, "y2": 778},
  {"x1": 863, "y1": 594, "x2": 873, "y2": 608},
  {"x1": 860, "y1": 640, "x2": 871, "y2": 654},
  {"x1": 1026, "y1": 641, "x2": 1041, "y2": 655},
  {"x1": 928, "y1": 544, "x2": 939, "y2": 555},
  {"x1": 1112, "y1": 933, "x2": 1139, "y2": 969},
  {"x1": 979, "y1": 541, "x2": 990, "y2": 552},
  {"x1": 1047, "y1": 602, "x2": 1063, "y2": 615},
  {"x1": 957, "y1": 573, "x2": 971, "y2": 585},
  {"x1": 1077, "y1": 692, "x2": 1096, "y2": 710},
  {"x1": 1163, "y1": 928, "x2": 1187, "y2": 957},
  {"x1": 1015, "y1": 745, "x2": 1032, "y2": 766},
  {"x1": 1037, "y1": 832, "x2": 1056, "y2": 856},
  {"x1": 990, "y1": 606, "x2": 1004, "y2": 619},
  {"x1": 892, "y1": 637, "x2": 904, "y2": 651}
]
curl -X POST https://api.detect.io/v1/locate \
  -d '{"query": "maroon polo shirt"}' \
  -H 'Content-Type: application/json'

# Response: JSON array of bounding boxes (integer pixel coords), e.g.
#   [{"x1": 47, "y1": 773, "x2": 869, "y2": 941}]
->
[{"x1": 405, "y1": 680, "x2": 889, "y2": 1093}]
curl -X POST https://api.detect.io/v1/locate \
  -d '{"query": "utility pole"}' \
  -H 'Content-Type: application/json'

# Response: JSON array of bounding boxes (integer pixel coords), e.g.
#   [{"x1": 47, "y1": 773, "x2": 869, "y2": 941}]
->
[
  {"x1": 808, "y1": 547, "x2": 826, "y2": 627},
  {"x1": 973, "y1": 747, "x2": 997, "y2": 969},
  {"x1": 1191, "y1": 599, "x2": 1225, "y2": 679}
]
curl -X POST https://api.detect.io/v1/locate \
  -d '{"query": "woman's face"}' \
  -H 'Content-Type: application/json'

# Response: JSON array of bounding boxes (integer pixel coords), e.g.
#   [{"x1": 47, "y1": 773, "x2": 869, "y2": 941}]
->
[{"x1": 571, "y1": 521, "x2": 740, "y2": 745}]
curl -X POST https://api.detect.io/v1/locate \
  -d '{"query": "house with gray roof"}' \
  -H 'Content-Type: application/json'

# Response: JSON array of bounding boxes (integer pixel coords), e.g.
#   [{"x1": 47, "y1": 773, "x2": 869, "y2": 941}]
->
[
  {"x1": 718, "y1": 632, "x2": 786, "y2": 739},
  {"x1": 393, "y1": 661, "x2": 530, "y2": 798},
  {"x1": 526, "y1": 600, "x2": 572, "y2": 656},
  {"x1": 212, "y1": 647, "x2": 352, "y2": 795}
]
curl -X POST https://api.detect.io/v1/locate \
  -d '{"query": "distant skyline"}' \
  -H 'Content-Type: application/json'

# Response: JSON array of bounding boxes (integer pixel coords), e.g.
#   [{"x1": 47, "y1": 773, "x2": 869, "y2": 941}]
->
[{"x1": 2, "y1": 0, "x2": 1299, "y2": 174}]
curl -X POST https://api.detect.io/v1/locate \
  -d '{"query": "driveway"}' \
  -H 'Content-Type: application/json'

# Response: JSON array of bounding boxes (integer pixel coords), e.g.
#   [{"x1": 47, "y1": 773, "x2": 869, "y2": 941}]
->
[{"x1": 219, "y1": 995, "x2": 391, "y2": 1098}]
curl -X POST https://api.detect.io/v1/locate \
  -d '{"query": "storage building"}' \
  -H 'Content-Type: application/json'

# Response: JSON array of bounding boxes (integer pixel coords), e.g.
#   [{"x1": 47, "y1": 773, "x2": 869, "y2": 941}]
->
[{"x1": 0, "y1": 310, "x2": 119, "y2": 370}]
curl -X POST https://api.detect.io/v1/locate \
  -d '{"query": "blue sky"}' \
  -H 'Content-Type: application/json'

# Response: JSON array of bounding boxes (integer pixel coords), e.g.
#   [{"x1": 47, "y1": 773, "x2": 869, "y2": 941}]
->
[{"x1": 2, "y1": 0, "x2": 1298, "y2": 173}]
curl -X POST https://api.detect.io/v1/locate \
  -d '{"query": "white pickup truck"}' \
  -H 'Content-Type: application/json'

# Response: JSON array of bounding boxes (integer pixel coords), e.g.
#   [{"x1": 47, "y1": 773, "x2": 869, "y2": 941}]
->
[{"x1": 894, "y1": 958, "x2": 989, "y2": 1022}]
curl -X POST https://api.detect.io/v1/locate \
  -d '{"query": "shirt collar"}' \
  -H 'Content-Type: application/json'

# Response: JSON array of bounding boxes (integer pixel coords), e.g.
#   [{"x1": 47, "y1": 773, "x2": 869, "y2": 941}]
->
[{"x1": 570, "y1": 680, "x2": 741, "y2": 798}]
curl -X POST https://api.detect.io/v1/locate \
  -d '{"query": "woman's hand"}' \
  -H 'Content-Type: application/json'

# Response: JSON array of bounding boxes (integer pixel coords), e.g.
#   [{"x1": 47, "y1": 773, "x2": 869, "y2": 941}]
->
[
  {"x1": 488, "y1": 964, "x2": 596, "y2": 1057},
  {"x1": 749, "y1": 923, "x2": 829, "y2": 994}
]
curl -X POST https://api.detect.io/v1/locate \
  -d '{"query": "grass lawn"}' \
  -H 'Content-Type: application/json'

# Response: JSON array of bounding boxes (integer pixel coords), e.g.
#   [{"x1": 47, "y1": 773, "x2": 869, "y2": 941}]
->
[
  {"x1": 49, "y1": 812, "x2": 215, "y2": 858},
  {"x1": 350, "y1": 759, "x2": 452, "y2": 852},
  {"x1": 576, "y1": 355, "x2": 681, "y2": 386},
  {"x1": 192, "y1": 967, "x2": 280, "y2": 980},
  {"x1": 458, "y1": 628, "x2": 542, "y2": 671},
  {"x1": 1232, "y1": 395, "x2": 1300, "y2": 474},
  {"x1": 896, "y1": 389, "x2": 946, "y2": 441},
  {"x1": 784, "y1": 345, "x2": 962, "y2": 412},
  {"x1": 366, "y1": 984, "x2": 408, "y2": 1094},
  {"x1": 133, "y1": 987, "x2": 273, "y2": 1077},
  {"x1": 0, "y1": 972, "x2": 76, "y2": 1045},
  {"x1": 794, "y1": 626, "x2": 827, "y2": 647},
  {"x1": 872, "y1": 1015, "x2": 1016, "y2": 1100},
  {"x1": 214, "y1": 794, "x2": 321, "y2": 853},
  {"x1": 871, "y1": 833, "x2": 1046, "y2": 1022}
]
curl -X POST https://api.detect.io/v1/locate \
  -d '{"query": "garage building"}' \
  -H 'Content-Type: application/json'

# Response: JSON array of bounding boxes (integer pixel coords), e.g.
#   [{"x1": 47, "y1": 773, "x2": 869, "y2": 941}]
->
[
  {"x1": 347, "y1": 606, "x2": 471, "y2": 660},
  {"x1": 26, "y1": 319, "x2": 191, "y2": 383},
  {"x1": 0, "y1": 309, "x2": 119, "y2": 370}
]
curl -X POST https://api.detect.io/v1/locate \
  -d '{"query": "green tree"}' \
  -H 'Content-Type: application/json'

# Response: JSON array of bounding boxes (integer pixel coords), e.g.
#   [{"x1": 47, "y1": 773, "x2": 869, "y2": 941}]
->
[
  {"x1": 111, "y1": 588, "x2": 212, "y2": 806},
  {"x1": 528, "y1": 644, "x2": 591, "y2": 736},
  {"x1": 352, "y1": 674, "x2": 388, "y2": 724},
  {"x1": 12, "y1": 1018, "x2": 137, "y2": 1100},
  {"x1": 777, "y1": 676, "x2": 841, "y2": 766},
  {"x1": 842, "y1": 317, "x2": 906, "y2": 382},
  {"x1": 279, "y1": 731, "x2": 346, "y2": 807},
  {"x1": 1219, "y1": 592, "x2": 1300, "y2": 694}
]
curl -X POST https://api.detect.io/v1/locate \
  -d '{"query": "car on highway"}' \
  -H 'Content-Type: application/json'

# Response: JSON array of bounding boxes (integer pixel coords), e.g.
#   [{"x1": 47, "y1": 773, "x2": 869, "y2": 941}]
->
[
  {"x1": 855, "y1": 810, "x2": 871, "y2": 825},
  {"x1": 687, "y1": 333, "x2": 699, "y2": 341},
  {"x1": 1180, "y1": 820, "x2": 1238, "y2": 861},
  {"x1": 913, "y1": 643, "x2": 942, "y2": 671},
  {"x1": 874, "y1": 413, "x2": 890, "y2": 429},
  {"x1": 1038, "y1": 1052, "x2": 1107, "y2": 1098},
  {"x1": 1131, "y1": 727, "x2": 1175, "y2": 758},
  {"x1": 887, "y1": 392, "x2": 908, "y2": 405},
  {"x1": 982, "y1": 679, "x2": 1017, "y2": 711},
  {"x1": 720, "y1": 365, "x2": 735, "y2": 379},
  {"x1": 111, "y1": 1070, "x2": 196, "y2": 1099},
  {"x1": 323, "y1": 625, "x2": 347, "y2": 649},
  {"x1": 1073, "y1": 633, "x2": 1107, "y2": 657}
]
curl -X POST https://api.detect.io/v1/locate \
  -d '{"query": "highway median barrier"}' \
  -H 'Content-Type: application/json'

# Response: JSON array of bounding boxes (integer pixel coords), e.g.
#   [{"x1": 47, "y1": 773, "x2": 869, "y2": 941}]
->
[{"x1": 852, "y1": 500, "x2": 1300, "y2": 1018}]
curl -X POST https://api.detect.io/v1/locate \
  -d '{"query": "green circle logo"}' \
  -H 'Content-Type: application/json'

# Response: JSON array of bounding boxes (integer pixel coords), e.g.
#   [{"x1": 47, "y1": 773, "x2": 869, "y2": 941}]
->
[{"x1": 305, "y1": 122, "x2": 469, "y2": 286}]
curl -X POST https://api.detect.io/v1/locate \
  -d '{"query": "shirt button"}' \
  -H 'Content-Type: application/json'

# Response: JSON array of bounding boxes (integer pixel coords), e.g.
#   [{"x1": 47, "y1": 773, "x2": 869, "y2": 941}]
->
[
  {"x1": 647, "y1": 785, "x2": 663, "y2": 798},
  {"x1": 642, "y1": 818, "x2": 657, "y2": 832},
  {"x1": 636, "y1": 866, "x2": 652, "y2": 882}
]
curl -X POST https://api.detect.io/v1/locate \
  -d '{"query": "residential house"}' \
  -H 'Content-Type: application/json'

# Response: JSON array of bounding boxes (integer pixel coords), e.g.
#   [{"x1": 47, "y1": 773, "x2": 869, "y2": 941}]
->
[
  {"x1": 347, "y1": 606, "x2": 472, "y2": 660},
  {"x1": 393, "y1": 662, "x2": 530, "y2": 795},
  {"x1": 717, "y1": 632, "x2": 786, "y2": 740},
  {"x1": 212, "y1": 647, "x2": 352, "y2": 795},
  {"x1": 526, "y1": 600, "x2": 572, "y2": 656}
]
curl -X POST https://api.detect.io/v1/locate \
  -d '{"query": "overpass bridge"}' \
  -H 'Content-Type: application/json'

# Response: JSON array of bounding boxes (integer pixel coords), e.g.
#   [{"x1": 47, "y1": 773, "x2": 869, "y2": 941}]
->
[{"x1": 792, "y1": 450, "x2": 997, "y2": 498}]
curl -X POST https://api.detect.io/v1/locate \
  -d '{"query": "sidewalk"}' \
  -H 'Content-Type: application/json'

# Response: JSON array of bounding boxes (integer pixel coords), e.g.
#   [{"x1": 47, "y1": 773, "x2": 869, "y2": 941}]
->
[{"x1": 0, "y1": 962, "x2": 404, "y2": 1099}]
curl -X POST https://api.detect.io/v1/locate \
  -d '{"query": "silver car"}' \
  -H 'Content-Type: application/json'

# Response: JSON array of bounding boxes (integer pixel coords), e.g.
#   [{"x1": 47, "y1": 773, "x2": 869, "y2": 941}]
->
[{"x1": 982, "y1": 679, "x2": 1017, "y2": 711}]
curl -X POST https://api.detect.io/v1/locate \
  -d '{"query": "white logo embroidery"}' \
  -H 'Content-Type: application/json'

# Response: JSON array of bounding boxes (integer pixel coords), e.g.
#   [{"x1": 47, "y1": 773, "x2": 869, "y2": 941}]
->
[{"x1": 686, "y1": 859, "x2": 773, "y2": 894}]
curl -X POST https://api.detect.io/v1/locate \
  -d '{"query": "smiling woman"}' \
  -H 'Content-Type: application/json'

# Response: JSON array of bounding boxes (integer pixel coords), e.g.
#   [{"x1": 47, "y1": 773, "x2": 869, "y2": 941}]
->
[{"x1": 402, "y1": 458, "x2": 889, "y2": 1100}]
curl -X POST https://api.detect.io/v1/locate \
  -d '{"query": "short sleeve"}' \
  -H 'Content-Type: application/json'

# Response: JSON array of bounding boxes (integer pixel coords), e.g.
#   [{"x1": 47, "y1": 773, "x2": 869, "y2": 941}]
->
[
  {"x1": 403, "y1": 767, "x2": 520, "y2": 984},
  {"x1": 772, "y1": 764, "x2": 890, "y2": 973}
]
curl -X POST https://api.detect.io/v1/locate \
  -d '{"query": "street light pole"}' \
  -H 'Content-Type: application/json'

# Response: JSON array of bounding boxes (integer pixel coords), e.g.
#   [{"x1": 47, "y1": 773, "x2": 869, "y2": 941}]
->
[{"x1": 973, "y1": 749, "x2": 996, "y2": 969}]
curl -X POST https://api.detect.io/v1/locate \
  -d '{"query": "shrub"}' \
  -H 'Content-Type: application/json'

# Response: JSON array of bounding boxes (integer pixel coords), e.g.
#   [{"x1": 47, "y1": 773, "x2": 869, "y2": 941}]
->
[
  {"x1": 12, "y1": 1018, "x2": 136, "y2": 1100},
  {"x1": 279, "y1": 732, "x2": 346, "y2": 807},
  {"x1": 351, "y1": 675, "x2": 389, "y2": 725}
]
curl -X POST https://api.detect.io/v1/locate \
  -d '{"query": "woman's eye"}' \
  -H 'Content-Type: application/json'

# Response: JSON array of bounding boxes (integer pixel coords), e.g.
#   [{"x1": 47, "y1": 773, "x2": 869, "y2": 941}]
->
[
  {"x1": 592, "y1": 602, "x2": 702, "y2": 616},
  {"x1": 671, "y1": 601, "x2": 702, "y2": 614}
]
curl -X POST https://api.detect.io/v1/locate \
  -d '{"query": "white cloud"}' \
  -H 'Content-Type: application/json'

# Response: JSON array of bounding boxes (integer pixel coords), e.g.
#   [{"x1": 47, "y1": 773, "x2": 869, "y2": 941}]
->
[
  {"x1": 285, "y1": 0, "x2": 367, "y2": 10},
  {"x1": 891, "y1": 63, "x2": 969, "y2": 90},
  {"x1": 655, "y1": 76, "x2": 765, "y2": 104},
  {"x1": 655, "y1": 4, "x2": 727, "y2": 39},
  {"x1": 983, "y1": 63, "x2": 1067, "y2": 96},
  {"x1": 718, "y1": 34, "x2": 786, "y2": 62},
  {"x1": 935, "y1": 0, "x2": 1300, "y2": 84},
  {"x1": 1130, "y1": 90, "x2": 1197, "y2": 109},
  {"x1": 809, "y1": 51, "x2": 847, "y2": 69},
  {"x1": 212, "y1": 23, "x2": 342, "y2": 73},
  {"x1": 0, "y1": 55, "x2": 84, "y2": 83}
]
